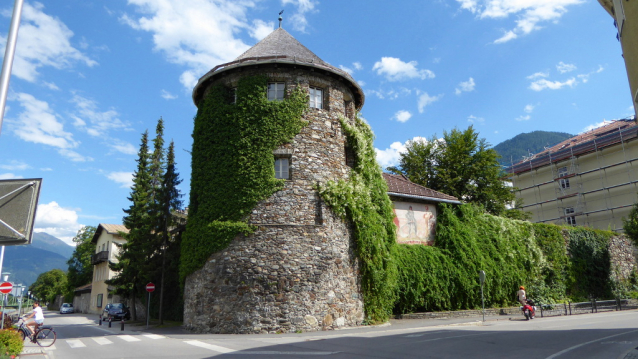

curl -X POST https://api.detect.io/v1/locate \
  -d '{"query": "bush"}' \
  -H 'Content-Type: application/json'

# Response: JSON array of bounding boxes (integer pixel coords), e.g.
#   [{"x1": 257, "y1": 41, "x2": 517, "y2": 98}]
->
[{"x1": 0, "y1": 329, "x2": 23, "y2": 357}]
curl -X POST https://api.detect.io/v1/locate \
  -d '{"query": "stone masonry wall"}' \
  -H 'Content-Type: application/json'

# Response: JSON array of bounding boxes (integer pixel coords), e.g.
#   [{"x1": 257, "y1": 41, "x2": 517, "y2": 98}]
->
[
  {"x1": 183, "y1": 66, "x2": 364, "y2": 333},
  {"x1": 609, "y1": 235, "x2": 638, "y2": 283}
]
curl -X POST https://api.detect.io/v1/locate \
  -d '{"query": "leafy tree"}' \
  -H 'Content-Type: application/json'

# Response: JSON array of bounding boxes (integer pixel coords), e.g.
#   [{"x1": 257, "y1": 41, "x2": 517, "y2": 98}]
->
[
  {"x1": 29, "y1": 269, "x2": 67, "y2": 304},
  {"x1": 623, "y1": 201, "x2": 638, "y2": 247},
  {"x1": 389, "y1": 126, "x2": 517, "y2": 216},
  {"x1": 108, "y1": 130, "x2": 153, "y2": 320},
  {"x1": 66, "y1": 226, "x2": 97, "y2": 292}
]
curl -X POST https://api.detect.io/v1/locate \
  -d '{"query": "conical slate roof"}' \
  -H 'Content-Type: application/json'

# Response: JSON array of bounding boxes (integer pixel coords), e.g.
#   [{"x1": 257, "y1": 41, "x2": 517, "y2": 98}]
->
[
  {"x1": 234, "y1": 28, "x2": 329, "y2": 67},
  {"x1": 192, "y1": 28, "x2": 364, "y2": 109}
]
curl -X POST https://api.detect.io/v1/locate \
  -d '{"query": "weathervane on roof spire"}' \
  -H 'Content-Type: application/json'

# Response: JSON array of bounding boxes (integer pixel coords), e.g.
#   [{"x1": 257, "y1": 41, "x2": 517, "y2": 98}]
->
[{"x1": 279, "y1": 10, "x2": 284, "y2": 28}]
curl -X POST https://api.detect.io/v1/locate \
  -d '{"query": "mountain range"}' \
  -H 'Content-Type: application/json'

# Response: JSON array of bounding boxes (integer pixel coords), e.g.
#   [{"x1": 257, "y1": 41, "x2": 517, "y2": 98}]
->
[
  {"x1": 1, "y1": 232, "x2": 73, "y2": 289},
  {"x1": 493, "y1": 131, "x2": 574, "y2": 168}
]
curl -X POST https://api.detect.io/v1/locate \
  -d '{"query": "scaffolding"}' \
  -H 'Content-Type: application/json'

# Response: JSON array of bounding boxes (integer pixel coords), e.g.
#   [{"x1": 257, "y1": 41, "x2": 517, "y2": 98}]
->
[{"x1": 509, "y1": 120, "x2": 638, "y2": 231}]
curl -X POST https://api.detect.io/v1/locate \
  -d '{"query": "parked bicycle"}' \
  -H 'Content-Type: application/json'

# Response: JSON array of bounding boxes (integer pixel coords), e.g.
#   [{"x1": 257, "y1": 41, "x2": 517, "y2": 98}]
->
[{"x1": 15, "y1": 317, "x2": 56, "y2": 347}]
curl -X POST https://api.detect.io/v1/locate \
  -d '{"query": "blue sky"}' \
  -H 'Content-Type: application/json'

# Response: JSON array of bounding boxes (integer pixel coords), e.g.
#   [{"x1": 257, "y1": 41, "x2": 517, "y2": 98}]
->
[{"x1": 0, "y1": 0, "x2": 632, "y2": 245}]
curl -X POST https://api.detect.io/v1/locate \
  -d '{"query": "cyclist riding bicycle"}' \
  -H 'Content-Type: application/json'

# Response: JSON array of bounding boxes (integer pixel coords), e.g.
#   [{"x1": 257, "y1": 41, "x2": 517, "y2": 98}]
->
[{"x1": 25, "y1": 301, "x2": 44, "y2": 340}]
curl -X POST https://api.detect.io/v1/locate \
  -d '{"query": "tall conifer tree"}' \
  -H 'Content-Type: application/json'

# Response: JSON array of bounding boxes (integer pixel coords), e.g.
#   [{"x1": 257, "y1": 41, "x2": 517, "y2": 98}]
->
[{"x1": 109, "y1": 130, "x2": 153, "y2": 321}]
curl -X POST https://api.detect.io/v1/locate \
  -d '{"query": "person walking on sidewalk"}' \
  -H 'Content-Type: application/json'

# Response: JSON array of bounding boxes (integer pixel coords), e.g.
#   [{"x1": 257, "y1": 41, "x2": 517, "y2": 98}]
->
[{"x1": 516, "y1": 286, "x2": 527, "y2": 306}]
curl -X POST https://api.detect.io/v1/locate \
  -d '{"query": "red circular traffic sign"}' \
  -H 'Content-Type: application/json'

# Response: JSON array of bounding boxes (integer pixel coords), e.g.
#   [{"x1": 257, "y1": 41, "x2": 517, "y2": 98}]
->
[
  {"x1": 146, "y1": 283, "x2": 155, "y2": 293},
  {"x1": 0, "y1": 282, "x2": 12, "y2": 294}
]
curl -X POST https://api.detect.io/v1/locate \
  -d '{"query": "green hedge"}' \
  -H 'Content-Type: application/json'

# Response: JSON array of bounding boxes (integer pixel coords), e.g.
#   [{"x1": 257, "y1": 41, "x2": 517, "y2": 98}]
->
[{"x1": 317, "y1": 113, "x2": 636, "y2": 318}]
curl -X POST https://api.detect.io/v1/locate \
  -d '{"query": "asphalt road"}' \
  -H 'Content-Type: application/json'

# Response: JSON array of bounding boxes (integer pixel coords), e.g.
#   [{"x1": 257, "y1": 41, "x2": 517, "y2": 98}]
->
[{"x1": 26, "y1": 309, "x2": 638, "y2": 359}]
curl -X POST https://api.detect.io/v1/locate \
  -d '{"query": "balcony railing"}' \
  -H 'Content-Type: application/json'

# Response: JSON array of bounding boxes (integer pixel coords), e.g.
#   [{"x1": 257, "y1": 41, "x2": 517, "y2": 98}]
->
[{"x1": 91, "y1": 250, "x2": 109, "y2": 265}]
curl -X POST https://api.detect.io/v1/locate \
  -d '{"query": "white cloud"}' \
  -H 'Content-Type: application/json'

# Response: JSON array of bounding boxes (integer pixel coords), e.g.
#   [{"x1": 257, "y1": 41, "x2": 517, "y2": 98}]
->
[
  {"x1": 340, "y1": 62, "x2": 363, "y2": 75},
  {"x1": 366, "y1": 87, "x2": 412, "y2": 100},
  {"x1": 161, "y1": 89, "x2": 177, "y2": 100},
  {"x1": 494, "y1": 30, "x2": 517, "y2": 44},
  {"x1": 339, "y1": 65, "x2": 353, "y2": 75},
  {"x1": 107, "y1": 171, "x2": 134, "y2": 188},
  {"x1": 108, "y1": 140, "x2": 138, "y2": 155},
  {"x1": 282, "y1": 0, "x2": 317, "y2": 33},
  {"x1": 527, "y1": 71, "x2": 548, "y2": 80},
  {"x1": 123, "y1": 0, "x2": 258, "y2": 89},
  {"x1": 529, "y1": 77, "x2": 576, "y2": 91},
  {"x1": 581, "y1": 120, "x2": 613, "y2": 133},
  {"x1": 10, "y1": 92, "x2": 78, "y2": 149},
  {"x1": 515, "y1": 115, "x2": 531, "y2": 121},
  {"x1": 1, "y1": 2, "x2": 96, "y2": 82},
  {"x1": 249, "y1": 19, "x2": 274, "y2": 41},
  {"x1": 524, "y1": 104, "x2": 535, "y2": 113},
  {"x1": 392, "y1": 110, "x2": 412, "y2": 123},
  {"x1": 0, "y1": 160, "x2": 30, "y2": 171},
  {"x1": 455, "y1": 77, "x2": 476, "y2": 95},
  {"x1": 71, "y1": 95, "x2": 131, "y2": 136},
  {"x1": 556, "y1": 61, "x2": 576, "y2": 73},
  {"x1": 0, "y1": 173, "x2": 21, "y2": 180},
  {"x1": 43, "y1": 82, "x2": 60, "y2": 91},
  {"x1": 577, "y1": 65, "x2": 604, "y2": 83},
  {"x1": 467, "y1": 115, "x2": 484, "y2": 124},
  {"x1": 375, "y1": 141, "x2": 407, "y2": 168},
  {"x1": 34, "y1": 201, "x2": 83, "y2": 246},
  {"x1": 457, "y1": 0, "x2": 584, "y2": 44},
  {"x1": 417, "y1": 92, "x2": 443, "y2": 113},
  {"x1": 373, "y1": 57, "x2": 435, "y2": 81}
]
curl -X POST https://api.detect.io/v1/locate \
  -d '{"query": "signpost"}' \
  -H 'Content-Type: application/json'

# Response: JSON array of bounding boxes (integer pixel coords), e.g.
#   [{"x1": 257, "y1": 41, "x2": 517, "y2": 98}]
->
[
  {"x1": 479, "y1": 271, "x2": 486, "y2": 322},
  {"x1": 146, "y1": 283, "x2": 155, "y2": 329},
  {"x1": 0, "y1": 281, "x2": 11, "y2": 329}
]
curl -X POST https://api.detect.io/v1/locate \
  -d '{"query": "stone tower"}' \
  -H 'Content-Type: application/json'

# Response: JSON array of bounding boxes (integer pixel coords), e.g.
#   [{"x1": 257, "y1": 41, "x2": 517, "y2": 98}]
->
[{"x1": 184, "y1": 28, "x2": 366, "y2": 333}]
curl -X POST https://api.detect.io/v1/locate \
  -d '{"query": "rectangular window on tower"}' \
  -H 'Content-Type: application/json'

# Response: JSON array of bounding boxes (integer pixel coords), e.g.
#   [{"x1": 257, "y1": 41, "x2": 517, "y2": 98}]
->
[
  {"x1": 267, "y1": 83, "x2": 285, "y2": 101},
  {"x1": 309, "y1": 87, "x2": 323, "y2": 109},
  {"x1": 274, "y1": 157, "x2": 290, "y2": 179}
]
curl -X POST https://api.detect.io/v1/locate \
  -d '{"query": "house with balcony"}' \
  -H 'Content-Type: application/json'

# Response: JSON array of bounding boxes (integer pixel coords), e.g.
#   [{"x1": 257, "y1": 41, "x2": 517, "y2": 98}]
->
[{"x1": 89, "y1": 223, "x2": 128, "y2": 314}]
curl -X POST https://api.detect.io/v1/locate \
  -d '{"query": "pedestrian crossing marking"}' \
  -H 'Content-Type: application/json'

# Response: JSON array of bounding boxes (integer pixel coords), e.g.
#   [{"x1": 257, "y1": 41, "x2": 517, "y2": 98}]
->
[
  {"x1": 184, "y1": 340, "x2": 236, "y2": 353},
  {"x1": 143, "y1": 334, "x2": 166, "y2": 340},
  {"x1": 66, "y1": 339, "x2": 86, "y2": 348},
  {"x1": 117, "y1": 335, "x2": 141, "y2": 342},
  {"x1": 93, "y1": 337, "x2": 113, "y2": 345}
]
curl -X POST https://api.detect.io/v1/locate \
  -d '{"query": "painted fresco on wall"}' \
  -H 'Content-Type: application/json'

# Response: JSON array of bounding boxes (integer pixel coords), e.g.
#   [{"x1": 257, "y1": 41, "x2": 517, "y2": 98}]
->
[{"x1": 392, "y1": 201, "x2": 436, "y2": 245}]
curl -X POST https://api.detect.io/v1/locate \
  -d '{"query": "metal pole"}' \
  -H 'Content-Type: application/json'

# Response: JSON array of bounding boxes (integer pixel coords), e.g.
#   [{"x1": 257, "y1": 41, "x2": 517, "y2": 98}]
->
[
  {"x1": 17, "y1": 286, "x2": 23, "y2": 316},
  {"x1": 480, "y1": 283, "x2": 485, "y2": 322},
  {"x1": 0, "y1": 247, "x2": 5, "y2": 282},
  {"x1": 1, "y1": 294, "x2": 5, "y2": 329},
  {"x1": 0, "y1": 0, "x2": 24, "y2": 135},
  {"x1": 146, "y1": 292, "x2": 150, "y2": 329}
]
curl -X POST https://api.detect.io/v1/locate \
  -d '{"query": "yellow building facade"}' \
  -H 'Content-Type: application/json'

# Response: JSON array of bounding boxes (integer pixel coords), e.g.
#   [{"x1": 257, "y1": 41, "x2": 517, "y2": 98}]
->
[
  {"x1": 599, "y1": 0, "x2": 638, "y2": 117},
  {"x1": 89, "y1": 223, "x2": 128, "y2": 314},
  {"x1": 509, "y1": 119, "x2": 638, "y2": 231}
]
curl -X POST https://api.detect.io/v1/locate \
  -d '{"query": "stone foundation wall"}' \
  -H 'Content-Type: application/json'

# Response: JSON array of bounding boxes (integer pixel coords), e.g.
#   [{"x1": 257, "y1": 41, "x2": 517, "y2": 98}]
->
[
  {"x1": 183, "y1": 206, "x2": 363, "y2": 334},
  {"x1": 609, "y1": 235, "x2": 638, "y2": 282}
]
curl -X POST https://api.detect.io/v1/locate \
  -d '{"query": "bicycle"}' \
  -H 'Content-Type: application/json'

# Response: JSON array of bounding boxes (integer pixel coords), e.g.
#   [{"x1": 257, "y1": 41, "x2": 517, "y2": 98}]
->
[{"x1": 15, "y1": 317, "x2": 56, "y2": 347}]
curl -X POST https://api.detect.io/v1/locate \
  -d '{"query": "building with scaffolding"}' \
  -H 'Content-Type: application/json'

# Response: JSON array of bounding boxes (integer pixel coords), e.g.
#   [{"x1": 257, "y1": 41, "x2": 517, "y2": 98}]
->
[{"x1": 508, "y1": 118, "x2": 638, "y2": 232}]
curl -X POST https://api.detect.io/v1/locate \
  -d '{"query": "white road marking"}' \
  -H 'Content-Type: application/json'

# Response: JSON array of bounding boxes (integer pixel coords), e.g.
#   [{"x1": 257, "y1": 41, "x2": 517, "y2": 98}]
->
[
  {"x1": 545, "y1": 329, "x2": 638, "y2": 359},
  {"x1": 143, "y1": 334, "x2": 166, "y2": 340},
  {"x1": 184, "y1": 340, "x2": 237, "y2": 353},
  {"x1": 117, "y1": 335, "x2": 141, "y2": 342},
  {"x1": 92, "y1": 337, "x2": 113, "y2": 345},
  {"x1": 66, "y1": 339, "x2": 86, "y2": 348}
]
